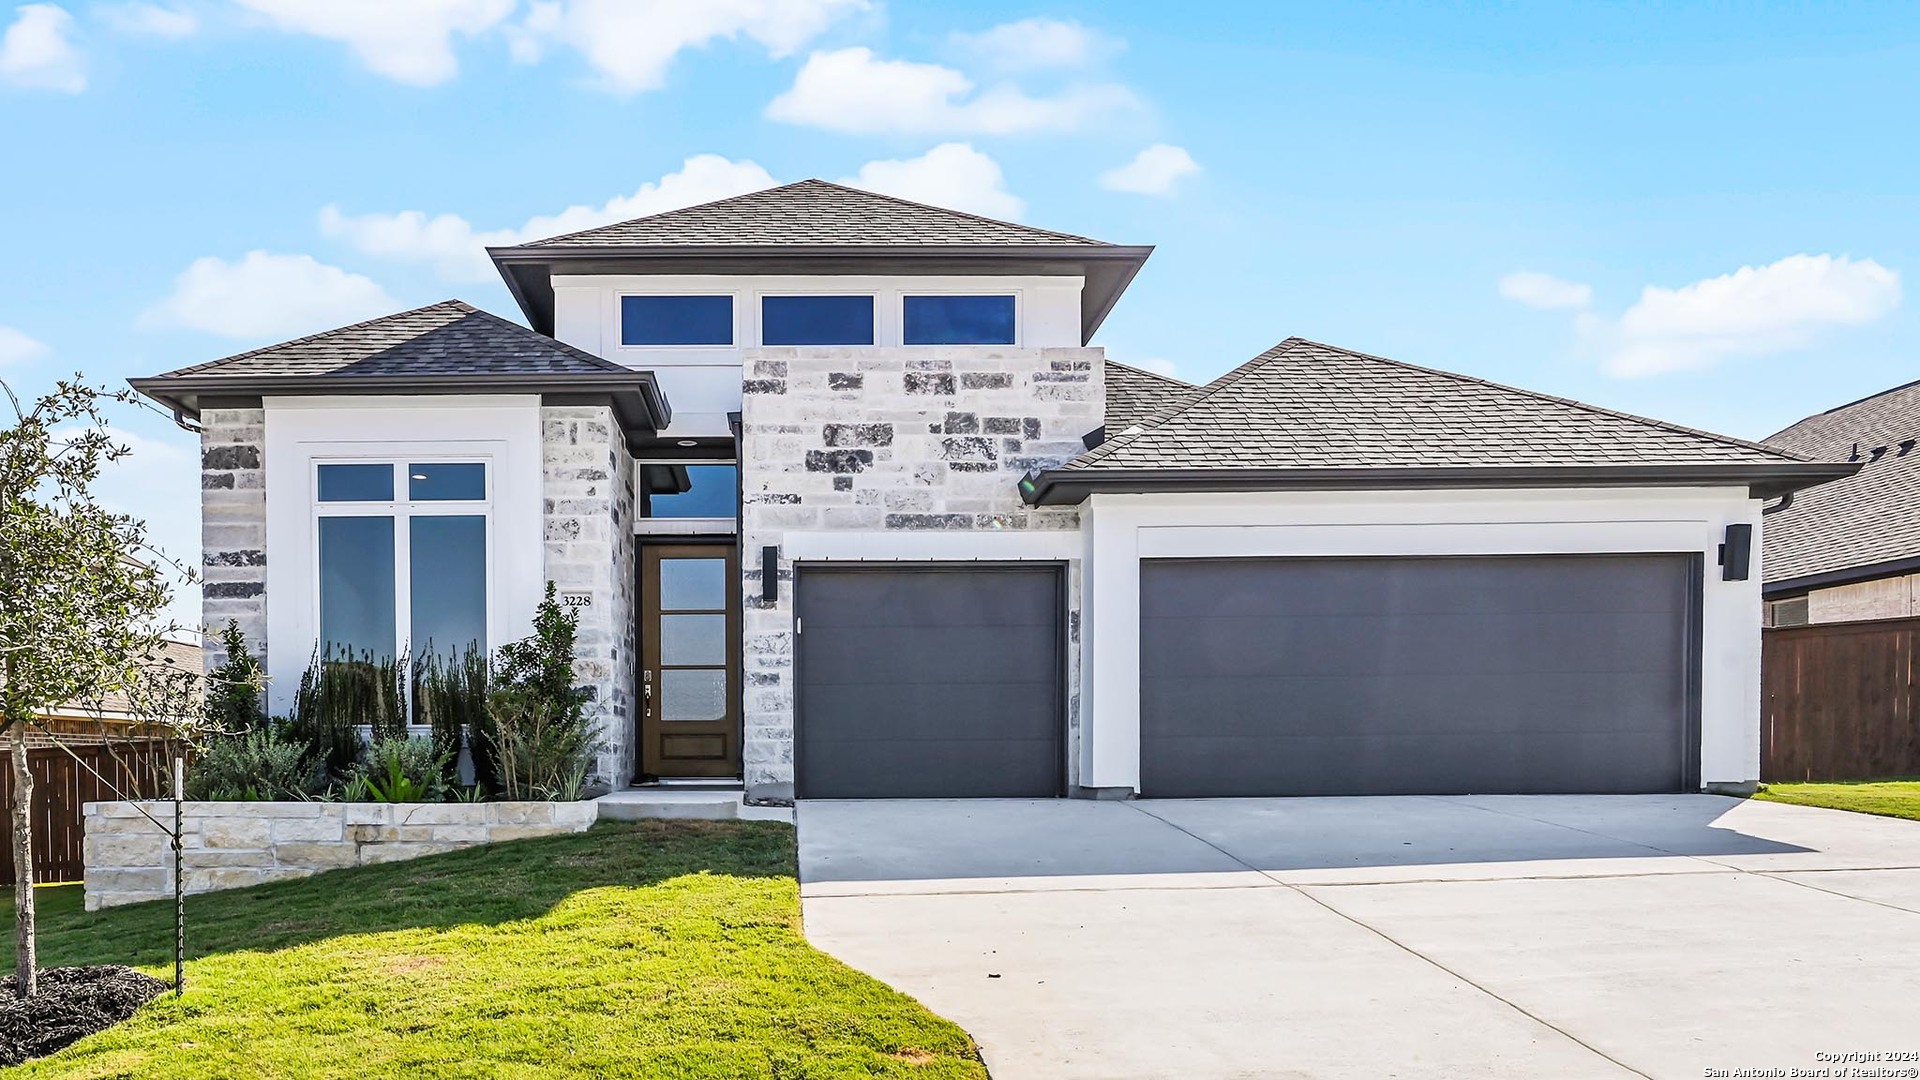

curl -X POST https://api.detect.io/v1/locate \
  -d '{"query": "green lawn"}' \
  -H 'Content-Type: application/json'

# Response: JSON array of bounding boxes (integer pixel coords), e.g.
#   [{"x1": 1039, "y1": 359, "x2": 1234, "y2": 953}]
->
[
  {"x1": 3, "y1": 821, "x2": 985, "y2": 1079},
  {"x1": 1754, "y1": 779, "x2": 1920, "y2": 822}
]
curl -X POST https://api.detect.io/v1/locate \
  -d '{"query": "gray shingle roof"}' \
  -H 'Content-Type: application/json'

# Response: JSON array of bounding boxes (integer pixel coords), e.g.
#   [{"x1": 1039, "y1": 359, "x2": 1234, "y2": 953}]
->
[
  {"x1": 150, "y1": 300, "x2": 628, "y2": 379},
  {"x1": 1071, "y1": 338, "x2": 1818, "y2": 472},
  {"x1": 1104, "y1": 360, "x2": 1198, "y2": 433},
  {"x1": 1762, "y1": 379, "x2": 1920, "y2": 586},
  {"x1": 514, "y1": 179, "x2": 1109, "y2": 249}
]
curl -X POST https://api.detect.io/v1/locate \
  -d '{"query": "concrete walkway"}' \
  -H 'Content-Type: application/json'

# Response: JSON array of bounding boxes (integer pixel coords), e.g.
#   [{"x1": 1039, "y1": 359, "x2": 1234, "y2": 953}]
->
[{"x1": 797, "y1": 796, "x2": 1920, "y2": 1080}]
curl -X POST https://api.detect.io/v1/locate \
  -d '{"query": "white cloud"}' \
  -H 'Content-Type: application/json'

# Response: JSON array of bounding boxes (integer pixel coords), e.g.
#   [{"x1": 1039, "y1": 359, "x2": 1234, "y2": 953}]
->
[
  {"x1": 321, "y1": 154, "x2": 778, "y2": 281},
  {"x1": 1099, "y1": 144, "x2": 1199, "y2": 196},
  {"x1": 1498, "y1": 271, "x2": 1593, "y2": 311},
  {"x1": 1, "y1": 4, "x2": 85, "y2": 92},
  {"x1": 140, "y1": 250, "x2": 396, "y2": 340},
  {"x1": 1595, "y1": 254, "x2": 1901, "y2": 377},
  {"x1": 229, "y1": 0, "x2": 514, "y2": 85},
  {"x1": 767, "y1": 46, "x2": 1138, "y2": 135},
  {"x1": 0, "y1": 325, "x2": 50, "y2": 365},
  {"x1": 509, "y1": 0, "x2": 867, "y2": 94},
  {"x1": 838, "y1": 143, "x2": 1023, "y2": 221},
  {"x1": 99, "y1": 3, "x2": 197, "y2": 38},
  {"x1": 952, "y1": 18, "x2": 1119, "y2": 72}
]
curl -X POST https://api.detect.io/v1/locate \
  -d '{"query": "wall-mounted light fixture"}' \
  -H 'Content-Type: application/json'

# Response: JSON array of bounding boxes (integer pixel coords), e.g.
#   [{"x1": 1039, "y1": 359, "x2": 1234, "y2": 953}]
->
[
  {"x1": 1720, "y1": 523, "x2": 1753, "y2": 582},
  {"x1": 761, "y1": 545, "x2": 780, "y2": 601}
]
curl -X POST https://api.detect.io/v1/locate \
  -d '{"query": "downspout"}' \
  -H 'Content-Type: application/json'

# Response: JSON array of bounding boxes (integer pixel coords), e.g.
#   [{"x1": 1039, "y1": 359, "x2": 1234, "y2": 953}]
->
[{"x1": 1762, "y1": 493, "x2": 1794, "y2": 516}]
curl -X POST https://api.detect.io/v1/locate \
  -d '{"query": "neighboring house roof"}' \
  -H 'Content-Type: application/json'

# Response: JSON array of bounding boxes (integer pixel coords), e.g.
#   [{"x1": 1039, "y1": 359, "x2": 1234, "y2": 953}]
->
[
  {"x1": 1761, "y1": 377, "x2": 1920, "y2": 593},
  {"x1": 1104, "y1": 360, "x2": 1198, "y2": 433},
  {"x1": 1024, "y1": 338, "x2": 1856, "y2": 505},
  {"x1": 35, "y1": 639, "x2": 202, "y2": 742},
  {"x1": 487, "y1": 180, "x2": 1153, "y2": 344},
  {"x1": 130, "y1": 300, "x2": 670, "y2": 442}
]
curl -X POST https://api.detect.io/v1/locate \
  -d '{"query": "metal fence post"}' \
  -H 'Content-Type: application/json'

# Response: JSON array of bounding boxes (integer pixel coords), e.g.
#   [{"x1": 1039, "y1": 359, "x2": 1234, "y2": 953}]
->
[{"x1": 172, "y1": 756, "x2": 184, "y2": 997}]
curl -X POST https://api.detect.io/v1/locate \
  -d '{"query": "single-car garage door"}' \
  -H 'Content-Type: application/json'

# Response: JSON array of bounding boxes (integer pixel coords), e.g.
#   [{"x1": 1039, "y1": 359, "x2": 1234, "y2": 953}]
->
[
  {"x1": 796, "y1": 565, "x2": 1062, "y2": 798},
  {"x1": 1139, "y1": 555, "x2": 1699, "y2": 797}
]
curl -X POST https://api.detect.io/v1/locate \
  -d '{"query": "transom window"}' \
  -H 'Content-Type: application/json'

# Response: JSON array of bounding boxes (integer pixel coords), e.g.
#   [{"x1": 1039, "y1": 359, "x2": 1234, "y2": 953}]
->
[
  {"x1": 760, "y1": 295, "x2": 874, "y2": 346},
  {"x1": 903, "y1": 294, "x2": 1017, "y2": 345},
  {"x1": 641, "y1": 462, "x2": 738, "y2": 519},
  {"x1": 621, "y1": 295, "x2": 734, "y2": 346},
  {"x1": 315, "y1": 461, "x2": 490, "y2": 666}
]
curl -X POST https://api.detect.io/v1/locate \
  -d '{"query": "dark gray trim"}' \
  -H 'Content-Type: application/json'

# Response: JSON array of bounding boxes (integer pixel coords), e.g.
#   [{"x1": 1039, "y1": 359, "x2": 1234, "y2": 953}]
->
[
  {"x1": 129, "y1": 371, "x2": 671, "y2": 446},
  {"x1": 1764, "y1": 552, "x2": 1920, "y2": 598},
  {"x1": 488, "y1": 244, "x2": 1153, "y2": 344},
  {"x1": 196, "y1": 394, "x2": 264, "y2": 409},
  {"x1": 1020, "y1": 462, "x2": 1860, "y2": 505},
  {"x1": 1684, "y1": 552, "x2": 1705, "y2": 791}
]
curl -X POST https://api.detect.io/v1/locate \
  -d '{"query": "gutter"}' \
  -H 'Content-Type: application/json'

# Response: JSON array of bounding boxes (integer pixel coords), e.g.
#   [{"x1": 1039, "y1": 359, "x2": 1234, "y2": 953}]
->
[
  {"x1": 1763, "y1": 552, "x2": 1920, "y2": 599},
  {"x1": 1019, "y1": 461, "x2": 1862, "y2": 506}
]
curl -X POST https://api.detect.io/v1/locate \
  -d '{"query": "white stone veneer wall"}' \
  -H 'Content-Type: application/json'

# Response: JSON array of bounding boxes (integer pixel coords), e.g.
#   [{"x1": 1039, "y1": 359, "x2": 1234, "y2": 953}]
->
[
  {"x1": 737, "y1": 346, "x2": 1103, "y2": 800},
  {"x1": 82, "y1": 800, "x2": 597, "y2": 910},
  {"x1": 200, "y1": 405, "x2": 267, "y2": 669},
  {"x1": 541, "y1": 404, "x2": 638, "y2": 788}
]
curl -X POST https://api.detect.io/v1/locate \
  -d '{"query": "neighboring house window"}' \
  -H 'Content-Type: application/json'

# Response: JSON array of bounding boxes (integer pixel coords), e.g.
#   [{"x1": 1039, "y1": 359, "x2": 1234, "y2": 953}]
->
[
  {"x1": 315, "y1": 461, "x2": 490, "y2": 666},
  {"x1": 761, "y1": 295, "x2": 874, "y2": 346},
  {"x1": 1766, "y1": 596, "x2": 1810, "y2": 628},
  {"x1": 641, "y1": 462, "x2": 738, "y2": 519},
  {"x1": 903, "y1": 294, "x2": 1017, "y2": 345},
  {"x1": 621, "y1": 295, "x2": 734, "y2": 346}
]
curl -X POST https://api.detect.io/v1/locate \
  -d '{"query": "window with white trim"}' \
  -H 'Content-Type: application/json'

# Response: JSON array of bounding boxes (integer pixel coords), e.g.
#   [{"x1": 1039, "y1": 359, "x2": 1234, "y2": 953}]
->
[{"x1": 314, "y1": 461, "x2": 490, "y2": 665}]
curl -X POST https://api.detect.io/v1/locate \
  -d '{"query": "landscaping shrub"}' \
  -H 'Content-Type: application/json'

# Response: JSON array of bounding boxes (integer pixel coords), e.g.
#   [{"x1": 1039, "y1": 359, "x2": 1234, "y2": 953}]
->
[
  {"x1": 288, "y1": 649, "x2": 404, "y2": 783},
  {"x1": 487, "y1": 583, "x2": 597, "y2": 800},
  {"x1": 348, "y1": 736, "x2": 450, "y2": 803},
  {"x1": 413, "y1": 645, "x2": 491, "y2": 793},
  {"x1": 203, "y1": 621, "x2": 266, "y2": 736},
  {"x1": 184, "y1": 728, "x2": 316, "y2": 801}
]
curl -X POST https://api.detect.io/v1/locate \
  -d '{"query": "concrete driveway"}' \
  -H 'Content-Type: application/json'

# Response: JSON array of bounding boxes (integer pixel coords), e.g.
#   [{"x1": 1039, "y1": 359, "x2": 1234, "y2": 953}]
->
[{"x1": 797, "y1": 796, "x2": 1920, "y2": 1080}]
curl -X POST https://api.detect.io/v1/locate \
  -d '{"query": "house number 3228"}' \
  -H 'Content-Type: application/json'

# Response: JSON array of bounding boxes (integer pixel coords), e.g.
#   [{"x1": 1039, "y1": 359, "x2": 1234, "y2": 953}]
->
[{"x1": 560, "y1": 592, "x2": 593, "y2": 609}]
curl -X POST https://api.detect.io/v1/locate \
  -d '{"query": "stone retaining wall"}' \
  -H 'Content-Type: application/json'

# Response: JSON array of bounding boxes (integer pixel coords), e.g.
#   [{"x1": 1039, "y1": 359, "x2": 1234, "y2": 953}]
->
[{"x1": 82, "y1": 800, "x2": 597, "y2": 910}]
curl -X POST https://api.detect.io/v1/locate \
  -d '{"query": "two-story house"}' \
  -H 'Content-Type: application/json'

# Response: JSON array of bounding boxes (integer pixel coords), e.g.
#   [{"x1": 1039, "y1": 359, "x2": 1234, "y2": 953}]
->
[{"x1": 132, "y1": 181, "x2": 1854, "y2": 802}]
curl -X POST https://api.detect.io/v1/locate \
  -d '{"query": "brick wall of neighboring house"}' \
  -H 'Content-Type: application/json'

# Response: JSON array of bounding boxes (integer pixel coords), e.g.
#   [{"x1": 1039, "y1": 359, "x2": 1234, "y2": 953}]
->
[
  {"x1": 1799, "y1": 573, "x2": 1920, "y2": 624},
  {"x1": 541, "y1": 404, "x2": 638, "y2": 789},
  {"x1": 737, "y1": 347, "x2": 1104, "y2": 801},
  {"x1": 199, "y1": 406, "x2": 267, "y2": 671}
]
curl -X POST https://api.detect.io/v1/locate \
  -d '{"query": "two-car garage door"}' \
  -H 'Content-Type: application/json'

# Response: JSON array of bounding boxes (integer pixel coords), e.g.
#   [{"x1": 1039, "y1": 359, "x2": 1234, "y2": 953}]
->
[
  {"x1": 1140, "y1": 555, "x2": 1700, "y2": 797},
  {"x1": 793, "y1": 555, "x2": 1700, "y2": 799}
]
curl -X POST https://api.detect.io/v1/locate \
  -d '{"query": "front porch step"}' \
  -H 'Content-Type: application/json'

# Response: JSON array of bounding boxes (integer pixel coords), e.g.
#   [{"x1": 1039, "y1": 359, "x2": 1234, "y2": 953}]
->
[{"x1": 593, "y1": 789, "x2": 793, "y2": 823}]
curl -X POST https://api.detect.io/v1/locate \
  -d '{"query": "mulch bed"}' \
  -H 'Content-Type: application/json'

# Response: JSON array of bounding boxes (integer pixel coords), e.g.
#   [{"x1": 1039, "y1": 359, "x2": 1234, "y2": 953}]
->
[{"x1": 0, "y1": 965, "x2": 168, "y2": 1066}]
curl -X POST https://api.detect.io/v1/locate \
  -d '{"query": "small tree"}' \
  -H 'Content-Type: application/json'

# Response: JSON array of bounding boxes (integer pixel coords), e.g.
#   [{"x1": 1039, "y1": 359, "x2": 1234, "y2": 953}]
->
[
  {"x1": 487, "y1": 583, "x2": 596, "y2": 799},
  {"x1": 0, "y1": 378, "x2": 199, "y2": 996}
]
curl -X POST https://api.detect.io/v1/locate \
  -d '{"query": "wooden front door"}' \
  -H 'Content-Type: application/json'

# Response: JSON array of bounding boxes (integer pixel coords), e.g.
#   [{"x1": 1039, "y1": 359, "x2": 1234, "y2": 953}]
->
[{"x1": 639, "y1": 544, "x2": 740, "y2": 778}]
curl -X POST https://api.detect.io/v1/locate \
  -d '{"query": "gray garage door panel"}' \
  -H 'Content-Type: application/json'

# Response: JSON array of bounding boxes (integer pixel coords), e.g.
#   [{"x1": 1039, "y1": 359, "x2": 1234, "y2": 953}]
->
[
  {"x1": 797, "y1": 566, "x2": 1062, "y2": 799},
  {"x1": 1140, "y1": 555, "x2": 1699, "y2": 797}
]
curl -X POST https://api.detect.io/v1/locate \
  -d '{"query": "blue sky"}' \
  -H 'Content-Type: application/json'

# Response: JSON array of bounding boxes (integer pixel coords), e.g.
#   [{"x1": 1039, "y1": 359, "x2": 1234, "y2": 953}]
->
[{"x1": 3, "y1": 1, "x2": 1918, "y2": 628}]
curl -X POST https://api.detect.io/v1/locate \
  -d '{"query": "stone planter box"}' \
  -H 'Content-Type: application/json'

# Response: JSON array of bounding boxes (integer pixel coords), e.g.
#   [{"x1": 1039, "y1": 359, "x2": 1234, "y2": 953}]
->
[{"x1": 81, "y1": 800, "x2": 598, "y2": 911}]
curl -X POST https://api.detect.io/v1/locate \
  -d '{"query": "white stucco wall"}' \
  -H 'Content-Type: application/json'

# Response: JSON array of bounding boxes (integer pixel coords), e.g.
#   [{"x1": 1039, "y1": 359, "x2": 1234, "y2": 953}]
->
[
  {"x1": 1078, "y1": 486, "x2": 1767, "y2": 793},
  {"x1": 552, "y1": 274, "x2": 1086, "y2": 439},
  {"x1": 261, "y1": 396, "x2": 546, "y2": 715}
]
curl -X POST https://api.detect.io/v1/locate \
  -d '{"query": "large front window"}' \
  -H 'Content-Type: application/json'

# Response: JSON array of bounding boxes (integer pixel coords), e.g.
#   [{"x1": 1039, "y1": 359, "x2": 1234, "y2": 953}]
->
[{"x1": 316, "y1": 461, "x2": 489, "y2": 665}]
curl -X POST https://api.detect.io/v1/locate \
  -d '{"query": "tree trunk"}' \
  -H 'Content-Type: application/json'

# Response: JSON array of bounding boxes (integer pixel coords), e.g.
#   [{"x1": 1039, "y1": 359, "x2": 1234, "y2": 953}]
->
[{"x1": 9, "y1": 720, "x2": 34, "y2": 997}]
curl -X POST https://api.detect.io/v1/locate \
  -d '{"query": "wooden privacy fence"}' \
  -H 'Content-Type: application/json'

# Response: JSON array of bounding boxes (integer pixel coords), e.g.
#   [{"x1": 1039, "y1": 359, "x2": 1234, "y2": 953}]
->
[
  {"x1": 1763, "y1": 616, "x2": 1920, "y2": 782},
  {"x1": 0, "y1": 738, "x2": 177, "y2": 884}
]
